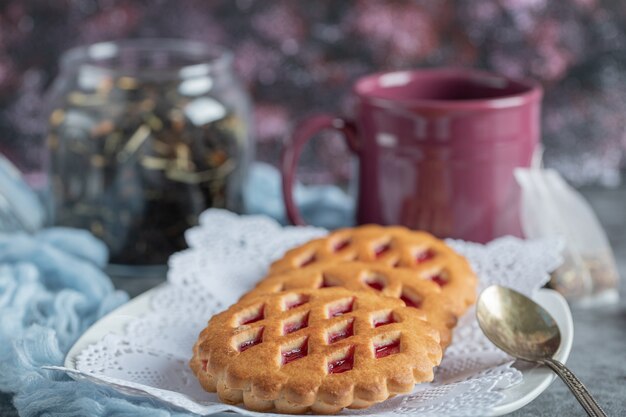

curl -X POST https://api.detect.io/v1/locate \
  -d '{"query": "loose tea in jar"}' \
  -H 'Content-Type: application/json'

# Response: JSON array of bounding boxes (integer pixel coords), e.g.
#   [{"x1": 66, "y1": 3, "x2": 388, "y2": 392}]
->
[{"x1": 46, "y1": 40, "x2": 253, "y2": 271}]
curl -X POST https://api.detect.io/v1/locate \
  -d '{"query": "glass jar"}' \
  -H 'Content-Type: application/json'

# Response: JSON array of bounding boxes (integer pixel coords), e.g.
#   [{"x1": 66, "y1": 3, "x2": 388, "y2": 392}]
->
[{"x1": 45, "y1": 39, "x2": 253, "y2": 272}]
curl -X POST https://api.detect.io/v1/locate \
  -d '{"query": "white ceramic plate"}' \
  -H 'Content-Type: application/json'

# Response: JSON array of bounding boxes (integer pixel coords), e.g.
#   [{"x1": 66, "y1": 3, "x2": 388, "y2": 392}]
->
[{"x1": 65, "y1": 287, "x2": 573, "y2": 416}]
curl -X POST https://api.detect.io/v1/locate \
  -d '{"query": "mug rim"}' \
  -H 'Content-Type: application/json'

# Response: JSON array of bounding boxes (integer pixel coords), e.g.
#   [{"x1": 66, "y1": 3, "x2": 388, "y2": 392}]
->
[{"x1": 353, "y1": 67, "x2": 542, "y2": 110}]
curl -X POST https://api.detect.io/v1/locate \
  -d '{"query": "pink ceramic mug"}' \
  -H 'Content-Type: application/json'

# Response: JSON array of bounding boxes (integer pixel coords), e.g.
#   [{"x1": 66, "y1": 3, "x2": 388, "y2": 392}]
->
[{"x1": 282, "y1": 68, "x2": 542, "y2": 243}]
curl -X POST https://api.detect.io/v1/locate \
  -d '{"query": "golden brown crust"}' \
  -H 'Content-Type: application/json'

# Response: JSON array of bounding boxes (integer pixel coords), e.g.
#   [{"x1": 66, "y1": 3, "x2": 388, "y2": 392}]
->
[
  {"x1": 191, "y1": 226, "x2": 478, "y2": 414},
  {"x1": 244, "y1": 262, "x2": 458, "y2": 348},
  {"x1": 268, "y1": 225, "x2": 478, "y2": 316},
  {"x1": 190, "y1": 287, "x2": 442, "y2": 414}
]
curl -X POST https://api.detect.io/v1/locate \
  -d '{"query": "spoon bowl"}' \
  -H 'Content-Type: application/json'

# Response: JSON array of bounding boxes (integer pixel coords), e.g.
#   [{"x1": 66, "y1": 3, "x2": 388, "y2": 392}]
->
[{"x1": 476, "y1": 285, "x2": 561, "y2": 362}]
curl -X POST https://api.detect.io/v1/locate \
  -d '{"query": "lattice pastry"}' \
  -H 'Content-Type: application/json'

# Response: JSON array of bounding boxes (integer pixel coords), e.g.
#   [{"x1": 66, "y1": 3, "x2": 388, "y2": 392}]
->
[
  {"x1": 190, "y1": 287, "x2": 442, "y2": 414},
  {"x1": 268, "y1": 225, "x2": 477, "y2": 317},
  {"x1": 244, "y1": 262, "x2": 457, "y2": 348}
]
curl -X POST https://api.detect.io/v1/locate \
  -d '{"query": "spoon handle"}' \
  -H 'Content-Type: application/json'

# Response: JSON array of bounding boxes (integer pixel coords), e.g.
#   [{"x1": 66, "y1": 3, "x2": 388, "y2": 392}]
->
[{"x1": 540, "y1": 358, "x2": 607, "y2": 417}]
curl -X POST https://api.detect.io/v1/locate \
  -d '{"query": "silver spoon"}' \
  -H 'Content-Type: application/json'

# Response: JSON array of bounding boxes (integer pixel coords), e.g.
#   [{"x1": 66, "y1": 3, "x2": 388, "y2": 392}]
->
[{"x1": 476, "y1": 285, "x2": 607, "y2": 417}]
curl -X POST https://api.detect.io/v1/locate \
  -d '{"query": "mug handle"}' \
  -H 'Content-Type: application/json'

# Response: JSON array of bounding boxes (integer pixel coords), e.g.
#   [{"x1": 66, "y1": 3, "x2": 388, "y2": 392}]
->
[{"x1": 281, "y1": 114, "x2": 359, "y2": 226}]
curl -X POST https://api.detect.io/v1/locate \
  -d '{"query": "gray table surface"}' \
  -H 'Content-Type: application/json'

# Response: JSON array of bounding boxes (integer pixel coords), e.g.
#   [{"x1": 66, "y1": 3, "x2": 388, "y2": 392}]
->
[{"x1": 1, "y1": 185, "x2": 625, "y2": 416}]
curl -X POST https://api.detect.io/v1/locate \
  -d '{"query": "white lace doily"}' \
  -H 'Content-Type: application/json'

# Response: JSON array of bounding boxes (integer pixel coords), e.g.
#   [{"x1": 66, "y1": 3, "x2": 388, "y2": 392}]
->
[{"x1": 65, "y1": 210, "x2": 562, "y2": 417}]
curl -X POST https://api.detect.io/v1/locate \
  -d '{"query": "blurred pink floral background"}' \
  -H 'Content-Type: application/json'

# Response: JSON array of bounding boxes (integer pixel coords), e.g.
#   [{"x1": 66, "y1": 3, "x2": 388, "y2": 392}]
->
[{"x1": 1, "y1": 0, "x2": 626, "y2": 187}]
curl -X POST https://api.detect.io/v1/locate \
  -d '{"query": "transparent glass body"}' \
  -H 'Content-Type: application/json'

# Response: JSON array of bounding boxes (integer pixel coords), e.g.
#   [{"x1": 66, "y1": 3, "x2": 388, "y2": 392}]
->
[{"x1": 46, "y1": 39, "x2": 253, "y2": 268}]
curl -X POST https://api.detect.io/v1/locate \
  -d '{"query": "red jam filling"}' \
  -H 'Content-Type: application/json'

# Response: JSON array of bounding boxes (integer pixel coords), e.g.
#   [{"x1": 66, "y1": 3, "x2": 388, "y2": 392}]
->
[
  {"x1": 328, "y1": 348, "x2": 354, "y2": 374},
  {"x1": 239, "y1": 328, "x2": 264, "y2": 352},
  {"x1": 365, "y1": 280, "x2": 385, "y2": 291},
  {"x1": 375, "y1": 339, "x2": 400, "y2": 359},
  {"x1": 285, "y1": 295, "x2": 309, "y2": 310},
  {"x1": 328, "y1": 320, "x2": 354, "y2": 344},
  {"x1": 328, "y1": 298, "x2": 354, "y2": 317},
  {"x1": 300, "y1": 254, "x2": 316, "y2": 267},
  {"x1": 374, "y1": 242, "x2": 391, "y2": 258},
  {"x1": 333, "y1": 239, "x2": 351, "y2": 252},
  {"x1": 400, "y1": 293, "x2": 422, "y2": 309},
  {"x1": 282, "y1": 339, "x2": 308, "y2": 365},
  {"x1": 416, "y1": 249, "x2": 435, "y2": 263},
  {"x1": 430, "y1": 274, "x2": 447, "y2": 286},
  {"x1": 283, "y1": 313, "x2": 309, "y2": 335},
  {"x1": 240, "y1": 305, "x2": 264, "y2": 325},
  {"x1": 373, "y1": 312, "x2": 395, "y2": 327}
]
